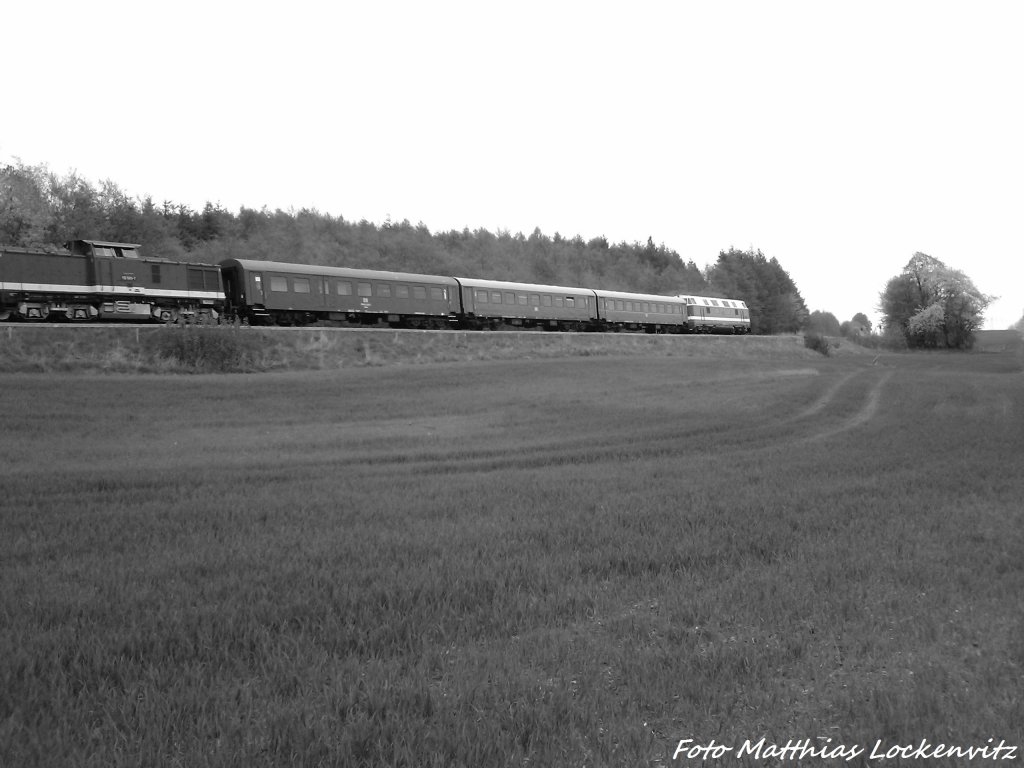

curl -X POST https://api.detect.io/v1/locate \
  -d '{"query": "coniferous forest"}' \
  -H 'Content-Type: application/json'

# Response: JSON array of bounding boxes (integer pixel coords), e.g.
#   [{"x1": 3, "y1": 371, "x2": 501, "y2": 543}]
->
[{"x1": 2, "y1": 162, "x2": 809, "y2": 333}]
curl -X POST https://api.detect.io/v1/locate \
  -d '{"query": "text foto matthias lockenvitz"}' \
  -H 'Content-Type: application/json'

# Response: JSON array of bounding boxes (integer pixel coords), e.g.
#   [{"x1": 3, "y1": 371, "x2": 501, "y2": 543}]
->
[{"x1": 673, "y1": 737, "x2": 1018, "y2": 762}]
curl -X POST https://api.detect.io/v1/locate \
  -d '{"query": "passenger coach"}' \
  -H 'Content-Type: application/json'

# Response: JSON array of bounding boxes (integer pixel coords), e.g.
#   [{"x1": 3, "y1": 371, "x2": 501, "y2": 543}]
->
[
  {"x1": 455, "y1": 277, "x2": 598, "y2": 330},
  {"x1": 594, "y1": 289, "x2": 688, "y2": 333},
  {"x1": 219, "y1": 259, "x2": 460, "y2": 327}
]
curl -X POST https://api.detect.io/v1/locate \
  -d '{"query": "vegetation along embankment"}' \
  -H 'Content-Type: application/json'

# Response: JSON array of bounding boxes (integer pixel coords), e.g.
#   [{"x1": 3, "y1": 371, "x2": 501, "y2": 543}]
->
[{"x1": 0, "y1": 325, "x2": 866, "y2": 374}]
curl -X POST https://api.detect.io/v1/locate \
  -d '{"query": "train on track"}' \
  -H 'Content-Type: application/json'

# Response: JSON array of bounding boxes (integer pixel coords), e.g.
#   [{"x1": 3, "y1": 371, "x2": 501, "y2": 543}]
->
[{"x1": 1, "y1": 239, "x2": 751, "y2": 334}]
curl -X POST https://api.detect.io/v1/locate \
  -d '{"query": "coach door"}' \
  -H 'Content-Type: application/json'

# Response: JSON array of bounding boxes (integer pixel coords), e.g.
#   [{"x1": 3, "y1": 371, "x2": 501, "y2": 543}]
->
[{"x1": 251, "y1": 272, "x2": 265, "y2": 305}]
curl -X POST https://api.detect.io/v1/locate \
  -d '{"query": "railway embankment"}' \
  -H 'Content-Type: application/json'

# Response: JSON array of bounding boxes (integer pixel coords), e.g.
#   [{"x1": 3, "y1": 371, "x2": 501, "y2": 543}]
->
[{"x1": 1, "y1": 324, "x2": 870, "y2": 373}]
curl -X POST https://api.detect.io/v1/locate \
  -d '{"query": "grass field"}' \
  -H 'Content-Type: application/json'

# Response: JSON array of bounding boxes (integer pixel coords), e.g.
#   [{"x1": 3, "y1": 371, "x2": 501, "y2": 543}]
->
[{"x1": 2, "y1": 342, "x2": 1022, "y2": 766}]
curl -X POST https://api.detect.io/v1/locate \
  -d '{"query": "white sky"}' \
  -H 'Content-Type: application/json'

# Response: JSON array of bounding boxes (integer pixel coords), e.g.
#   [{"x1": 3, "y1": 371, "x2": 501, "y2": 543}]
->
[{"x1": 4, "y1": 0, "x2": 1022, "y2": 329}]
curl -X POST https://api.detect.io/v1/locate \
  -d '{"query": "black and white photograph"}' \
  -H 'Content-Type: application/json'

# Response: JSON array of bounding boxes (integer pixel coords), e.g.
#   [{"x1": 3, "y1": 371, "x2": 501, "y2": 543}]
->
[{"x1": 2, "y1": 1, "x2": 1022, "y2": 765}]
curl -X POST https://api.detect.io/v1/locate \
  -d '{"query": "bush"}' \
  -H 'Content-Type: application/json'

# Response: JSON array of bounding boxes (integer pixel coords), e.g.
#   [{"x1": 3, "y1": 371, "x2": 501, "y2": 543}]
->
[
  {"x1": 803, "y1": 331, "x2": 831, "y2": 356},
  {"x1": 152, "y1": 325, "x2": 266, "y2": 372}
]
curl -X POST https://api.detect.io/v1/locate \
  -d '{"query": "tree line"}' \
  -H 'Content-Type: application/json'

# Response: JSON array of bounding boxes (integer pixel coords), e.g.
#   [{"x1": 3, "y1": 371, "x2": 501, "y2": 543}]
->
[
  {"x1": 2, "y1": 161, "x2": 819, "y2": 333},
  {"x1": 18, "y1": 161, "x2": 1006, "y2": 343}
]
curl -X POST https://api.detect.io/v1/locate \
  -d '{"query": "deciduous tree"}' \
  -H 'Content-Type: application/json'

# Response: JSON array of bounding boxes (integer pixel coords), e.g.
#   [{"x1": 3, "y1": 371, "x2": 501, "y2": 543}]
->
[{"x1": 880, "y1": 252, "x2": 992, "y2": 349}]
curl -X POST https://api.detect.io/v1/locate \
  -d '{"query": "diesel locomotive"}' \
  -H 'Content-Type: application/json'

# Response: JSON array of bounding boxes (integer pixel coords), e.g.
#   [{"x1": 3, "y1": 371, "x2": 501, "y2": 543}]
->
[
  {"x1": 2, "y1": 240, "x2": 750, "y2": 333},
  {"x1": 0, "y1": 239, "x2": 223, "y2": 323}
]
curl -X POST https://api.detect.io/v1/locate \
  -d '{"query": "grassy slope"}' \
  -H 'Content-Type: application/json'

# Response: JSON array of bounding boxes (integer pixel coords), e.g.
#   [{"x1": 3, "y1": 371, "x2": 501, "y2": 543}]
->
[
  {"x1": 0, "y1": 325, "x2": 834, "y2": 373},
  {"x1": 1, "y1": 347, "x2": 1022, "y2": 766}
]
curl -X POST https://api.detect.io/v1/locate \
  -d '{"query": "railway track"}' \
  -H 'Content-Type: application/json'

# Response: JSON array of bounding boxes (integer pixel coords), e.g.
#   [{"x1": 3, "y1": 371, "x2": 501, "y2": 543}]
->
[{"x1": 0, "y1": 321, "x2": 750, "y2": 337}]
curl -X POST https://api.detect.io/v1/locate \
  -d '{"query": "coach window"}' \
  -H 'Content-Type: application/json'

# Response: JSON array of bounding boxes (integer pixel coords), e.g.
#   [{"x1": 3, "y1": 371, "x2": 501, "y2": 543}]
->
[
  {"x1": 431, "y1": 287, "x2": 445, "y2": 301},
  {"x1": 357, "y1": 282, "x2": 372, "y2": 297},
  {"x1": 503, "y1": 292, "x2": 514, "y2": 304},
  {"x1": 542, "y1": 295, "x2": 552, "y2": 306},
  {"x1": 377, "y1": 284, "x2": 391, "y2": 297},
  {"x1": 565, "y1": 297, "x2": 575, "y2": 308},
  {"x1": 554, "y1": 296, "x2": 563, "y2": 307},
  {"x1": 396, "y1": 285, "x2": 409, "y2": 299},
  {"x1": 530, "y1": 294, "x2": 540, "y2": 305},
  {"x1": 476, "y1": 290, "x2": 488, "y2": 303},
  {"x1": 518, "y1": 294, "x2": 527, "y2": 305},
  {"x1": 270, "y1": 276, "x2": 289, "y2": 292},
  {"x1": 337, "y1": 281, "x2": 353, "y2": 295},
  {"x1": 413, "y1": 286, "x2": 427, "y2": 300},
  {"x1": 293, "y1": 278, "x2": 311, "y2": 293},
  {"x1": 491, "y1": 292, "x2": 502, "y2": 304}
]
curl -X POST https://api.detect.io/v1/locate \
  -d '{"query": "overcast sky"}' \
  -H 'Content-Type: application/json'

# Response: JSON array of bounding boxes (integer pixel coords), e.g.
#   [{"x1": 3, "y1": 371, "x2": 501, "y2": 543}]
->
[{"x1": 4, "y1": 0, "x2": 1022, "y2": 329}]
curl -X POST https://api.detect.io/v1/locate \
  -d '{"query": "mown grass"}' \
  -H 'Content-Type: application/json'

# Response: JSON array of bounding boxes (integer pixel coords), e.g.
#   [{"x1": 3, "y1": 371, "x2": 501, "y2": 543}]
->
[{"x1": 1, "y1": 351, "x2": 1022, "y2": 766}]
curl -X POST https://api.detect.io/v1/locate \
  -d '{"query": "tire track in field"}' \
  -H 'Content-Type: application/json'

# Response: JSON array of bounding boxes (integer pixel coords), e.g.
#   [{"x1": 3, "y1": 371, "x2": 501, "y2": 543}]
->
[
  {"x1": 203, "y1": 367, "x2": 893, "y2": 480},
  {"x1": 335, "y1": 372, "x2": 887, "y2": 477},
  {"x1": 279, "y1": 369, "x2": 891, "y2": 477},
  {"x1": 791, "y1": 369, "x2": 893, "y2": 444},
  {"x1": 790, "y1": 369, "x2": 866, "y2": 421}
]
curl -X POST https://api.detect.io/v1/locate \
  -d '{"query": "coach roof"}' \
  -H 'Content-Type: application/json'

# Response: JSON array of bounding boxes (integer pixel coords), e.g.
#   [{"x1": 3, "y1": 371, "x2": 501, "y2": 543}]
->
[
  {"x1": 593, "y1": 288, "x2": 686, "y2": 303},
  {"x1": 219, "y1": 258, "x2": 458, "y2": 285},
  {"x1": 453, "y1": 276, "x2": 595, "y2": 295}
]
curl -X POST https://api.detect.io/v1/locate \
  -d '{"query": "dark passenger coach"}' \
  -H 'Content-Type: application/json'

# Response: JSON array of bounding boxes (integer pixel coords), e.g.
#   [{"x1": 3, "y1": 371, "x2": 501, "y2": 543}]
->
[{"x1": 219, "y1": 258, "x2": 461, "y2": 327}]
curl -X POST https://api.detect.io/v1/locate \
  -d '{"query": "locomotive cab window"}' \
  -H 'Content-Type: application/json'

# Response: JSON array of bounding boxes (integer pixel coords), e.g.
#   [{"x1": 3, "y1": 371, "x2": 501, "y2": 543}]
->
[{"x1": 94, "y1": 246, "x2": 137, "y2": 258}]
